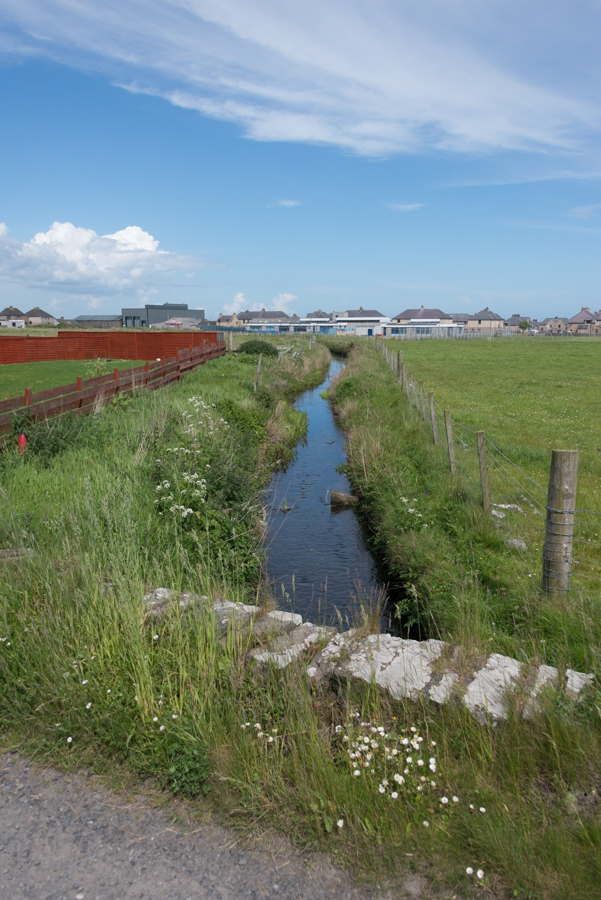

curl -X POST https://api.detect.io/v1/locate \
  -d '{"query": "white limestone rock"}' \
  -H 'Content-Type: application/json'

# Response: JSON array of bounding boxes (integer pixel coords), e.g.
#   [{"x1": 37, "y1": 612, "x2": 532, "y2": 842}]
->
[
  {"x1": 523, "y1": 664, "x2": 558, "y2": 719},
  {"x1": 252, "y1": 610, "x2": 302, "y2": 637},
  {"x1": 213, "y1": 599, "x2": 259, "y2": 631},
  {"x1": 251, "y1": 623, "x2": 335, "y2": 669},
  {"x1": 565, "y1": 669, "x2": 595, "y2": 700},
  {"x1": 144, "y1": 588, "x2": 201, "y2": 618},
  {"x1": 463, "y1": 653, "x2": 522, "y2": 723},
  {"x1": 428, "y1": 672, "x2": 459, "y2": 705},
  {"x1": 505, "y1": 539, "x2": 528, "y2": 551}
]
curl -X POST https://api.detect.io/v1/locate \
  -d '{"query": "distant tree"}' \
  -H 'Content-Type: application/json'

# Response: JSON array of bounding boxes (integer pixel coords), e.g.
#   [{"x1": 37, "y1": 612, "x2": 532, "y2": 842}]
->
[{"x1": 519, "y1": 321, "x2": 529, "y2": 331}]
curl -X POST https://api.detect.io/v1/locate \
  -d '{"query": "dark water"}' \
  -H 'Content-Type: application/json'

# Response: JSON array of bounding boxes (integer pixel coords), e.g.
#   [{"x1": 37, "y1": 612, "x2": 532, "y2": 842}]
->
[{"x1": 264, "y1": 359, "x2": 388, "y2": 627}]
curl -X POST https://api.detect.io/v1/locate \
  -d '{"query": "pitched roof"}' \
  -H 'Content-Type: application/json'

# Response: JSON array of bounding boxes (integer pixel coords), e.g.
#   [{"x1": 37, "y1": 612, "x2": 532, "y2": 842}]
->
[
  {"x1": 470, "y1": 308, "x2": 503, "y2": 321},
  {"x1": 450, "y1": 313, "x2": 469, "y2": 322},
  {"x1": 343, "y1": 309, "x2": 385, "y2": 318},
  {"x1": 504, "y1": 314, "x2": 530, "y2": 326},
  {"x1": 0, "y1": 305, "x2": 24, "y2": 317},
  {"x1": 238, "y1": 308, "x2": 290, "y2": 320},
  {"x1": 305, "y1": 309, "x2": 330, "y2": 319},
  {"x1": 392, "y1": 307, "x2": 451, "y2": 321},
  {"x1": 74, "y1": 314, "x2": 122, "y2": 321},
  {"x1": 568, "y1": 307, "x2": 596, "y2": 324},
  {"x1": 539, "y1": 317, "x2": 568, "y2": 325},
  {"x1": 24, "y1": 307, "x2": 54, "y2": 318}
]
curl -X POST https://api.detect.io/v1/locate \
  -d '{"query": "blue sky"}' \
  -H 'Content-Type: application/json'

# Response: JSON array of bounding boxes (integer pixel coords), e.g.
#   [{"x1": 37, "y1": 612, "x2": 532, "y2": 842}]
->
[{"x1": 0, "y1": 0, "x2": 600, "y2": 320}]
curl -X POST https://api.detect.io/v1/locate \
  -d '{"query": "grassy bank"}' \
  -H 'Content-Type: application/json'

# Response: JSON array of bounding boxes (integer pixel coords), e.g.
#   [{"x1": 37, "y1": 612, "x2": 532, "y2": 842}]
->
[{"x1": 1, "y1": 337, "x2": 600, "y2": 898}]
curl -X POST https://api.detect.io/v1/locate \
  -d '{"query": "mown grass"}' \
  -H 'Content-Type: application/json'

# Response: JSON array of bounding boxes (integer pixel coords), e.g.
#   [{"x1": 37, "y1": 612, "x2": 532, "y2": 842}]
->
[
  {"x1": 1, "y1": 337, "x2": 600, "y2": 898},
  {"x1": 0, "y1": 357, "x2": 145, "y2": 399}
]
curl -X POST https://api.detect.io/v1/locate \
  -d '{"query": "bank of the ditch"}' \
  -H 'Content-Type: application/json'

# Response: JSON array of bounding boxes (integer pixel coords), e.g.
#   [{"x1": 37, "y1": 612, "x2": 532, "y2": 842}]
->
[{"x1": 1, "y1": 338, "x2": 600, "y2": 899}]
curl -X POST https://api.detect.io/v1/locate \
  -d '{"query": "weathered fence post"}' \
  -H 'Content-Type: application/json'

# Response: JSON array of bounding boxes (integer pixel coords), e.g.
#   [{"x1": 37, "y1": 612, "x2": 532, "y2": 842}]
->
[
  {"x1": 419, "y1": 381, "x2": 427, "y2": 420},
  {"x1": 76, "y1": 376, "x2": 83, "y2": 409},
  {"x1": 476, "y1": 431, "x2": 491, "y2": 513},
  {"x1": 399, "y1": 361, "x2": 405, "y2": 389},
  {"x1": 444, "y1": 411, "x2": 456, "y2": 474},
  {"x1": 428, "y1": 392, "x2": 439, "y2": 445},
  {"x1": 254, "y1": 353, "x2": 262, "y2": 393},
  {"x1": 229, "y1": 332, "x2": 233, "y2": 352},
  {"x1": 24, "y1": 388, "x2": 32, "y2": 407},
  {"x1": 542, "y1": 449, "x2": 579, "y2": 593}
]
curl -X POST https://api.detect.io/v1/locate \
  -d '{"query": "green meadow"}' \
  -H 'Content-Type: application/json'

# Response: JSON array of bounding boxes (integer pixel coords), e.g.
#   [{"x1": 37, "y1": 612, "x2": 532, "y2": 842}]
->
[{"x1": 0, "y1": 358, "x2": 145, "y2": 399}]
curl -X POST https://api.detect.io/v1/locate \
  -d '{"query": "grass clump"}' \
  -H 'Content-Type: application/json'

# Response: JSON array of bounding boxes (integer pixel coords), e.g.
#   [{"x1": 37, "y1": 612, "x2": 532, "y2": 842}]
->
[{"x1": 237, "y1": 339, "x2": 279, "y2": 357}]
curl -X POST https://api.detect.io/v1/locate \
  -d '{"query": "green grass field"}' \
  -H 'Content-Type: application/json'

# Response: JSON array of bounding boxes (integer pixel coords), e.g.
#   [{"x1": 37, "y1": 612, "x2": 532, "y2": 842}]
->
[
  {"x1": 0, "y1": 358, "x2": 145, "y2": 399},
  {"x1": 396, "y1": 336, "x2": 601, "y2": 513}
]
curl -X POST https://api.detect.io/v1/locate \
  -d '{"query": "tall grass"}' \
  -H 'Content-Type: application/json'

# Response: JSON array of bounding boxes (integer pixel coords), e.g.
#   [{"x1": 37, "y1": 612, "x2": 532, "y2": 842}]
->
[{"x1": 0, "y1": 338, "x2": 600, "y2": 897}]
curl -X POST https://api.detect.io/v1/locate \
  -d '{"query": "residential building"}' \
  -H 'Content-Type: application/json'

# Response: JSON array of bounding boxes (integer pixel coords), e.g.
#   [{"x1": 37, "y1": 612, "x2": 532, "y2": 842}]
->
[
  {"x1": 465, "y1": 308, "x2": 505, "y2": 333},
  {"x1": 0, "y1": 319, "x2": 25, "y2": 328},
  {"x1": 504, "y1": 314, "x2": 531, "y2": 333},
  {"x1": 248, "y1": 313, "x2": 302, "y2": 333},
  {"x1": 0, "y1": 305, "x2": 24, "y2": 321},
  {"x1": 567, "y1": 307, "x2": 601, "y2": 335},
  {"x1": 235, "y1": 309, "x2": 290, "y2": 326},
  {"x1": 24, "y1": 306, "x2": 58, "y2": 325},
  {"x1": 539, "y1": 317, "x2": 569, "y2": 334},
  {"x1": 300, "y1": 310, "x2": 336, "y2": 333},
  {"x1": 121, "y1": 302, "x2": 205, "y2": 327},
  {"x1": 217, "y1": 312, "x2": 242, "y2": 326}
]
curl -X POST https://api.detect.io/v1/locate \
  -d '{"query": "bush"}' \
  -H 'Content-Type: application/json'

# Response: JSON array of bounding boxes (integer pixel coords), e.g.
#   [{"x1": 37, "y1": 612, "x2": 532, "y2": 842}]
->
[{"x1": 236, "y1": 340, "x2": 278, "y2": 358}]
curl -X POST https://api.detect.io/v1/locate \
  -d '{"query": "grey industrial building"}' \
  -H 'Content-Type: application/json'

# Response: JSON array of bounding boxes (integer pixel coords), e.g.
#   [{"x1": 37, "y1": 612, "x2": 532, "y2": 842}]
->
[{"x1": 121, "y1": 302, "x2": 205, "y2": 328}]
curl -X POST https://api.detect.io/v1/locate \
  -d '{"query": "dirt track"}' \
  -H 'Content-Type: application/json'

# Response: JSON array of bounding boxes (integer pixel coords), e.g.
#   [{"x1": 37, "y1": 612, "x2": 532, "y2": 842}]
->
[{"x1": 0, "y1": 753, "x2": 425, "y2": 900}]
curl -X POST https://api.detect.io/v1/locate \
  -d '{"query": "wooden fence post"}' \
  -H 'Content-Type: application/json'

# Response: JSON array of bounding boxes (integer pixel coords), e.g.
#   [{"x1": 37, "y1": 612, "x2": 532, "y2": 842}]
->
[
  {"x1": 428, "y1": 392, "x2": 439, "y2": 445},
  {"x1": 400, "y1": 361, "x2": 405, "y2": 389},
  {"x1": 24, "y1": 387, "x2": 32, "y2": 407},
  {"x1": 76, "y1": 376, "x2": 83, "y2": 409},
  {"x1": 476, "y1": 431, "x2": 491, "y2": 513},
  {"x1": 254, "y1": 353, "x2": 262, "y2": 393},
  {"x1": 229, "y1": 332, "x2": 234, "y2": 352},
  {"x1": 444, "y1": 411, "x2": 456, "y2": 474},
  {"x1": 542, "y1": 449, "x2": 579, "y2": 594}
]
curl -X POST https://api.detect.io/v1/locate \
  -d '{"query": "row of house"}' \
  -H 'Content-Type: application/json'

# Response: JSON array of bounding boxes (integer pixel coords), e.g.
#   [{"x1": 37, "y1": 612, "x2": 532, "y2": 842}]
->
[
  {"x1": 217, "y1": 306, "x2": 601, "y2": 337},
  {"x1": 0, "y1": 306, "x2": 58, "y2": 327}
]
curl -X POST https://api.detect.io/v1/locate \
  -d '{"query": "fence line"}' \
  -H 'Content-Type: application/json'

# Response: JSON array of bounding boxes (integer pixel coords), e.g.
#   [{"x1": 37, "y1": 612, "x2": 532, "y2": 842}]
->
[
  {"x1": 0, "y1": 341, "x2": 226, "y2": 446},
  {"x1": 376, "y1": 338, "x2": 601, "y2": 593}
]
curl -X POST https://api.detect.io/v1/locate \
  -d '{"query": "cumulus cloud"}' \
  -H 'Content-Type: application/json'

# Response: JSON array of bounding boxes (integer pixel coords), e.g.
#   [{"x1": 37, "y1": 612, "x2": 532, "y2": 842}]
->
[
  {"x1": 271, "y1": 292, "x2": 298, "y2": 313},
  {"x1": 222, "y1": 290, "x2": 298, "y2": 315},
  {"x1": 1, "y1": 1, "x2": 600, "y2": 157},
  {"x1": 388, "y1": 203, "x2": 424, "y2": 212},
  {"x1": 0, "y1": 221, "x2": 210, "y2": 295}
]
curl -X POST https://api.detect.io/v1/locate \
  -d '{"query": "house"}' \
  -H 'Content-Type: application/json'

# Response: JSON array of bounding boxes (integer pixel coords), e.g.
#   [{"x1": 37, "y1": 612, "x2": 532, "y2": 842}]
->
[
  {"x1": 332, "y1": 308, "x2": 390, "y2": 336},
  {"x1": 567, "y1": 307, "x2": 601, "y2": 335},
  {"x1": 504, "y1": 314, "x2": 531, "y2": 333},
  {"x1": 384, "y1": 306, "x2": 463, "y2": 338},
  {"x1": 0, "y1": 319, "x2": 25, "y2": 328},
  {"x1": 0, "y1": 305, "x2": 24, "y2": 321},
  {"x1": 24, "y1": 306, "x2": 58, "y2": 326},
  {"x1": 217, "y1": 312, "x2": 242, "y2": 326},
  {"x1": 465, "y1": 308, "x2": 505, "y2": 333},
  {"x1": 68, "y1": 314, "x2": 123, "y2": 328},
  {"x1": 121, "y1": 302, "x2": 205, "y2": 328},
  {"x1": 248, "y1": 313, "x2": 302, "y2": 333},
  {"x1": 539, "y1": 317, "x2": 569, "y2": 334},
  {"x1": 236, "y1": 309, "x2": 290, "y2": 326}
]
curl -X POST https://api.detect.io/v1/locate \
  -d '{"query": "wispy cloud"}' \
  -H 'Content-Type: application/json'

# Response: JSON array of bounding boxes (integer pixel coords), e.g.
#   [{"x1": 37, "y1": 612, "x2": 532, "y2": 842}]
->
[
  {"x1": 0, "y1": 221, "x2": 212, "y2": 295},
  {"x1": 2, "y1": 1, "x2": 600, "y2": 157},
  {"x1": 388, "y1": 203, "x2": 424, "y2": 212},
  {"x1": 272, "y1": 199, "x2": 300, "y2": 207},
  {"x1": 222, "y1": 290, "x2": 298, "y2": 315},
  {"x1": 567, "y1": 203, "x2": 601, "y2": 218}
]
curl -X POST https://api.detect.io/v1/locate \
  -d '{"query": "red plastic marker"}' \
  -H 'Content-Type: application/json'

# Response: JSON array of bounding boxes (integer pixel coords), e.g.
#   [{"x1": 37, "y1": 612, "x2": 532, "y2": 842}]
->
[{"x1": 18, "y1": 433, "x2": 27, "y2": 455}]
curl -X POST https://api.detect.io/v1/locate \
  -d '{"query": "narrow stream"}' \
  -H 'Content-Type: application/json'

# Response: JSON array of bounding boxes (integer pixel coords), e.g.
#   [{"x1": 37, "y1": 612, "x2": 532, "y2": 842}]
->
[{"x1": 264, "y1": 358, "x2": 390, "y2": 628}]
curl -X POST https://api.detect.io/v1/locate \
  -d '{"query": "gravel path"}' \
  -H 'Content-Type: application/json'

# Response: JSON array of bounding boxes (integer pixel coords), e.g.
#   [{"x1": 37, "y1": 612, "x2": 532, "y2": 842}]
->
[{"x1": 0, "y1": 753, "x2": 422, "y2": 900}]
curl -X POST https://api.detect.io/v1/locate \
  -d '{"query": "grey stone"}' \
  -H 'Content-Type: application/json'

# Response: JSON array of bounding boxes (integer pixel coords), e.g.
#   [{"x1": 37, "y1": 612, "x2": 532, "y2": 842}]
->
[
  {"x1": 252, "y1": 610, "x2": 302, "y2": 638},
  {"x1": 463, "y1": 654, "x2": 522, "y2": 723},
  {"x1": 251, "y1": 623, "x2": 335, "y2": 669},
  {"x1": 213, "y1": 600, "x2": 260, "y2": 632},
  {"x1": 565, "y1": 669, "x2": 594, "y2": 699},
  {"x1": 523, "y1": 664, "x2": 558, "y2": 719},
  {"x1": 505, "y1": 538, "x2": 528, "y2": 551},
  {"x1": 491, "y1": 509, "x2": 506, "y2": 519},
  {"x1": 428, "y1": 672, "x2": 459, "y2": 705},
  {"x1": 143, "y1": 588, "x2": 201, "y2": 618},
  {"x1": 494, "y1": 504, "x2": 524, "y2": 513},
  {"x1": 330, "y1": 491, "x2": 357, "y2": 507}
]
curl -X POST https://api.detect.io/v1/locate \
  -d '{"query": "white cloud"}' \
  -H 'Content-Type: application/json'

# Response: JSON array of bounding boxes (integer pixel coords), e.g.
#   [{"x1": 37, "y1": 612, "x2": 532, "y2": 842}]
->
[
  {"x1": 0, "y1": 221, "x2": 211, "y2": 295},
  {"x1": 388, "y1": 203, "x2": 424, "y2": 212},
  {"x1": 274, "y1": 199, "x2": 300, "y2": 207},
  {"x1": 2, "y1": 1, "x2": 600, "y2": 157},
  {"x1": 223, "y1": 291, "x2": 247, "y2": 314},
  {"x1": 271, "y1": 292, "x2": 298, "y2": 313},
  {"x1": 567, "y1": 203, "x2": 601, "y2": 218}
]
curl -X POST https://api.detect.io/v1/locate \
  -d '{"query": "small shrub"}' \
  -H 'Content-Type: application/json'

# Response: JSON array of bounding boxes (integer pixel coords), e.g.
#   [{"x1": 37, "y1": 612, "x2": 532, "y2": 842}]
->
[
  {"x1": 237, "y1": 340, "x2": 278, "y2": 358},
  {"x1": 166, "y1": 744, "x2": 210, "y2": 798}
]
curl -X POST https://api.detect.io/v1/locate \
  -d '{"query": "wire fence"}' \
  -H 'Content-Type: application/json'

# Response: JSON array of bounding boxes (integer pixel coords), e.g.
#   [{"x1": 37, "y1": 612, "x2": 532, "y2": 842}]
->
[{"x1": 378, "y1": 339, "x2": 601, "y2": 594}]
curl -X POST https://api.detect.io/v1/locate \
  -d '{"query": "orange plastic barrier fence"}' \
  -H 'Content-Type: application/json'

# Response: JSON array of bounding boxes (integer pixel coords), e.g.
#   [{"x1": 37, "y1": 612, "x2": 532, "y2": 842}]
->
[
  {"x1": 0, "y1": 330, "x2": 220, "y2": 365},
  {"x1": 0, "y1": 341, "x2": 226, "y2": 445}
]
